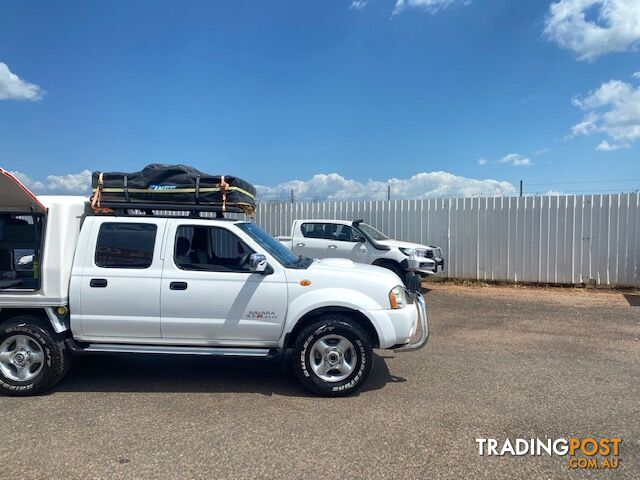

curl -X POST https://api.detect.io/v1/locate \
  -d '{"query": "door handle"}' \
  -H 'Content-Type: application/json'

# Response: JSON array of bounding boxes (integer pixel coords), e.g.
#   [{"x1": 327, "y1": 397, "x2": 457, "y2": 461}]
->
[
  {"x1": 89, "y1": 278, "x2": 108, "y2": 288},
  {"x1": 170, "y1": 281, "x2": 188, "y2": 291},
  {"x1": 296, "y1": 242, "x2": 305, "y2": 247},
  {"x1": 328, "y1": 245, "x2": 337, "y2": 249}
]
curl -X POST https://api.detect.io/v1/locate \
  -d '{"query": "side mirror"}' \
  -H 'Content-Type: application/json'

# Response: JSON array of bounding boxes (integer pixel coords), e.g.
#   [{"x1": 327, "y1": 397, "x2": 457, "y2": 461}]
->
[
  {"x1": 249, "y1": 253, "x2": 268, "y2": 273},
  {"x1": 353, "y1": 234, "x2": 366, "y2": 243}
]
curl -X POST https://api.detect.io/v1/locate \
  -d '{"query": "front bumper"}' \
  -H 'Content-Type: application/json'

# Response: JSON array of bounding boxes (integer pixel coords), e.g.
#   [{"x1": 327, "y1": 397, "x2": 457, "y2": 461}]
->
[
  {"x1": 394, "y1": 292, "x2": 429, "y2": 352},
  {"x1": 433, "y1": 257, "x2": 445, "y2": 272},
  {"x1": 403, "y1": 250, "x2": 445, "y2": 275},
  {"x1": 405, "y1": 257, "x2": 436, "y2": 275}
]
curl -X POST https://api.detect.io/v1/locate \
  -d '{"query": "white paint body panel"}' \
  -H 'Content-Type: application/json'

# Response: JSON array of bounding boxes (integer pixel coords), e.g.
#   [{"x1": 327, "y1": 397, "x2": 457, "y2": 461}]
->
[
  {"x1": 292, "y1": 237, "x2": 327, "y2": 259},
  {"x1": 73, "y1": 217, "x2": 166, "y2": 339},
  {"x1": 281, "y1": 258, "x2": 408, "y2": 348},
  {"x1": 159, "y1": 220, "x2": 289, "y2": 343}
]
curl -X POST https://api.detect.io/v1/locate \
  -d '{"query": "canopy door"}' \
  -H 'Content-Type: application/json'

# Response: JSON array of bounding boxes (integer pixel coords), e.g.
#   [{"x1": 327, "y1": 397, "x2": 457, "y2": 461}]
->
[{"x1": 0, "y1": 168, "x2": 47, "y2": 214}]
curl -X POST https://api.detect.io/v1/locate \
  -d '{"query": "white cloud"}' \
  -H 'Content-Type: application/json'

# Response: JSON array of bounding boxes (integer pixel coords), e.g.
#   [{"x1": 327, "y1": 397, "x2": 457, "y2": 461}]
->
[
  {"x1": 571, "y1": 79, "x2": 640, "y2": 149},
  {"x1": 569, "y1": 111, "x2": 599, "y2": 137},
  {"x1": 633, "y1": 71, "x2": 640, "y2": 79},
  {"x1": 256, "y1": 171, "x2": 516, "y2": 201},
  {"x1": 596, "y1": 140, "x2": 629, "y2": 151},
  {"x1": 393, "y1": 0, "x2": 460, "y2": 15},
  {"x1": 349, "y1": 0, "x2": 368, "y2": 9},
  {"x1": 12, "y1": 170, "x2": 92, "y2": 195},
  {"x1": 477, "y1": 153, "x2": 532, "y2": 167},
  {"x1": 0, "y1": 62, "x2": 45, "y2": 101},
  {"x1": 544, "y1": 0, "x2": 640, "y2": 61},
  {"x1": 13, "y1": 169, "x2": 516, "y2": 201},
  {"x1": 498, "y1": 153, "x2": 532, "y2": 167}
]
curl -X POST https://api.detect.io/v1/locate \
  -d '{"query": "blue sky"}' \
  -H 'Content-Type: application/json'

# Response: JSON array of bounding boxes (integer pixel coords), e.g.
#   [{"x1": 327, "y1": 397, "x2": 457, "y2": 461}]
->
[{"x1": 1, "y1": 0, "x2": 639, "y2": 200}]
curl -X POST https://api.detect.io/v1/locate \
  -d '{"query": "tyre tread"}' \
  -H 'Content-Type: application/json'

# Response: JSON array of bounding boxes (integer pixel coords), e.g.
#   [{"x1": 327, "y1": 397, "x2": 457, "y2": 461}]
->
[
  {"x1": 292, "y1": 314, "x2": 373, "y2": 397},
  {"x1": 0, "y1": 315, "x2": 69, "y2": 397}
]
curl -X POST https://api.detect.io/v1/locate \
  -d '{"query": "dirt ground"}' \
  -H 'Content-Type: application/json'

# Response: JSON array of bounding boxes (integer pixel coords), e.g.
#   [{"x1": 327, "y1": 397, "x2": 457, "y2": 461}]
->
[{"x1": 0, "y1": 284, "x2": 638, "y2": 479}]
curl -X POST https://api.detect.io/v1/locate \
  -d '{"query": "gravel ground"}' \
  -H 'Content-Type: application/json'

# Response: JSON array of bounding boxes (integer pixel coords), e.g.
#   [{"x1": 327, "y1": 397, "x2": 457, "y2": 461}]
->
[{"x1": 0, "y1": 284, "x2": 638, "y2": 479}]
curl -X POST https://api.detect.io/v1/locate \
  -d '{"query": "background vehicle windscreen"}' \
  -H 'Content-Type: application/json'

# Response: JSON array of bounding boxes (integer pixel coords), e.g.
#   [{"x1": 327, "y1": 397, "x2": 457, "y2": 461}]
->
[
  {"x1": 237, "y1": 222, "x2": 309, "y2": 268},
  {"x1": 358, "y1": 223, "x2": 388, "y2": 241}
]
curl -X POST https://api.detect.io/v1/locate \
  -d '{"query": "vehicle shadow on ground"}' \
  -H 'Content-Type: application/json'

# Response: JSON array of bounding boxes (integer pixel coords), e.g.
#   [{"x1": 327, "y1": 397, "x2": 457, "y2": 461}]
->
[
  {"x1": 623, "y1": 294, "x2": 640, "y2": 306},
  {"x1": 56, "y1": 352, "x2": 405, "y2": 397}
]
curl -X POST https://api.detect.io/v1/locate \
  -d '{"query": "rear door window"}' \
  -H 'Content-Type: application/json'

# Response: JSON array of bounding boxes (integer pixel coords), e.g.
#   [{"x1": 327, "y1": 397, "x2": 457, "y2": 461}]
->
[
  {"x1": 95, "y1": 223, "x2": 157, "y2": 269},
  {"x1": 300, "y1": 223, "x2": 328, "y2": 239}
]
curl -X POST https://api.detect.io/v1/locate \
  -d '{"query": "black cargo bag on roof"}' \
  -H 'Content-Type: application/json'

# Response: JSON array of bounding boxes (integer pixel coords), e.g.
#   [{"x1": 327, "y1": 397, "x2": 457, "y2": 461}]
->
[{"x1": 91, "y1": 164, "x2": 256, "y2": 216}]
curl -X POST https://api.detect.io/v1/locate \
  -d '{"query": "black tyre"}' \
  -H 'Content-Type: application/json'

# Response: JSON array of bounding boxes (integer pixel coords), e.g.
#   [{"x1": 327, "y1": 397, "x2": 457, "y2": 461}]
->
[
  {"x1": 292, "y1": 316, "x2": 373, "y2": 396},
  {"x1": 0, "y1": 316, "x2": 70, "y2": 396}
]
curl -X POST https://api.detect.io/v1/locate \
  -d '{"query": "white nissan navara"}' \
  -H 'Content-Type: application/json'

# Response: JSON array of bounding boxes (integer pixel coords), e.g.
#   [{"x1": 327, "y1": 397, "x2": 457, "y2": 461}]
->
[{"x1": 0, "y1": 170, "x2": 428, "y2": 397}]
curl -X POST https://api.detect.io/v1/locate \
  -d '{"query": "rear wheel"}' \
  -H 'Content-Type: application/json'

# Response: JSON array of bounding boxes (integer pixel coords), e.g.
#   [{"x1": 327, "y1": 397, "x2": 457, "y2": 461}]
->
[
  {"x1": 292, "y1": 316, "x2": 373, "y2": 396},
  {"x1": 0, "y1": 317, "x2": 70, "y2": 396}
]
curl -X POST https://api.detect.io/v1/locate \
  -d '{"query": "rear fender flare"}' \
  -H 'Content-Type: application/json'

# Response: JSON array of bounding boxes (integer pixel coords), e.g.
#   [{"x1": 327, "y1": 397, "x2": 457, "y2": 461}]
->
[{"x1": 0, "y1": 307, "x2": 69, "y2": 334}]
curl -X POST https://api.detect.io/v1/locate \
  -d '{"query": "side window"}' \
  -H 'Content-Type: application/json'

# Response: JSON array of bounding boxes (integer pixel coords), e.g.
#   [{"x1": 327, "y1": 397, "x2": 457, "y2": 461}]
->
[
  {"x1": 95, "y1": 223, "x2": 157, "y2": 269},
  {"x1": 0, "y1": 213, "x2": 44, "y2": 290},
  {"x1": 327, "y1": 224, "x2": 355, "y2": 242},
  {"x1": 174, "y1": 225, "x2": 254, "y2": 272},
  {"x1": 300, "y1": 223, "x2": 327, "y2": 239}
]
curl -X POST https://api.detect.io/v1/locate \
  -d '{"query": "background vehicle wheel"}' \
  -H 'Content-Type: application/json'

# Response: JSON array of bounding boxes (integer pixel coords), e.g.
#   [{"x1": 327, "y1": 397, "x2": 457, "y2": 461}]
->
[
  {"x1": 0, "y1": 317, "x2": 70, "y2": 396},
  {"x1": 292, "y1": 316, "x2": 373, "y2": 396}
]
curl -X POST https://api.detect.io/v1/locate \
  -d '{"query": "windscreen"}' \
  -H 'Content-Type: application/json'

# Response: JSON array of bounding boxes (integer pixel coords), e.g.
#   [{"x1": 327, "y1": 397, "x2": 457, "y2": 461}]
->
[
  {"x1": 236, "y1": 222, "x2": 312, "y2": 269},
  {"x1": 357, "y1": 223, "x2": 389, "y2": 241}
]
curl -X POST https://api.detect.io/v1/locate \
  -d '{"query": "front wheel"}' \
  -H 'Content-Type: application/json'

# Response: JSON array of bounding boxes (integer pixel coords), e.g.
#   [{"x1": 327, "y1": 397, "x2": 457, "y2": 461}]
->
[
  {"x1": 0, "y1": 317, "x2": 70, "y2": 396},
  {"x1": 292, "y1": 316, "x2": 373, "y2": 396}
]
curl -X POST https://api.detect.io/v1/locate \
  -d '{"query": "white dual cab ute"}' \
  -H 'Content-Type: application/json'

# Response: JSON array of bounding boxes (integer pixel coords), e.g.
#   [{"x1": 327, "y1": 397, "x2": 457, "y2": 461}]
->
[
  {"x1": 278, "y1": 219, "x2": 444, "y2": 283},
  {"x1": 0, "y1": 170, "x2": 428, "y2": 397}
]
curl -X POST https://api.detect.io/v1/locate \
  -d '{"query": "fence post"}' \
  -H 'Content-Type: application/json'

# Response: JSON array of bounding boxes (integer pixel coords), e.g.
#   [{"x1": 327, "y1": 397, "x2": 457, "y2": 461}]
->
[{"x1": 519, "y1": 180, "x2": 523, "y2": 197}]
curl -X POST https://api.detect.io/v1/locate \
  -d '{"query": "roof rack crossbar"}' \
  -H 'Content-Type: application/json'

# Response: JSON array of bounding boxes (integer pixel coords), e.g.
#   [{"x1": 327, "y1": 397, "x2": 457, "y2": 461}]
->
[{"x1": 92, "y1": 201, "x2": 247, "y2": 215}]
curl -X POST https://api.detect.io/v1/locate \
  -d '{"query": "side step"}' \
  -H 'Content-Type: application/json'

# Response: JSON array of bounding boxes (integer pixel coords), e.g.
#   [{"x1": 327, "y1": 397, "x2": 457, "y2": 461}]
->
[{"x1": 64, "y1": 339, "x2": 271, "y2": 357}]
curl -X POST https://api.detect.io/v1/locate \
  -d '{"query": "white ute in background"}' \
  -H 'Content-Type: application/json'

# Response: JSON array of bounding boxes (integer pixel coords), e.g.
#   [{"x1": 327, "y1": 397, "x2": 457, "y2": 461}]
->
[
  {"x1": 0, "y1": 169, "x2": 429, "y2": 397},
  {"x1": 278, "y1": 219, "x2": 444, "y2": 284}
]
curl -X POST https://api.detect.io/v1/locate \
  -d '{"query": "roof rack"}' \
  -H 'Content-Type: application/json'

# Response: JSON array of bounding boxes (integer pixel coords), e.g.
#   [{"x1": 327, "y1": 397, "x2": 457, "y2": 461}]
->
[{"x1": 91, "y1": 201, "x2": 248, "y2": 218}]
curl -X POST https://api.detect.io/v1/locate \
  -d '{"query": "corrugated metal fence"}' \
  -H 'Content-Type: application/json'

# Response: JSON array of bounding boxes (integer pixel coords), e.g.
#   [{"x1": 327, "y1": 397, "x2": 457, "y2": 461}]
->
[{"x1": 254, "y1": 194, "x2": 640, "y2": 287}]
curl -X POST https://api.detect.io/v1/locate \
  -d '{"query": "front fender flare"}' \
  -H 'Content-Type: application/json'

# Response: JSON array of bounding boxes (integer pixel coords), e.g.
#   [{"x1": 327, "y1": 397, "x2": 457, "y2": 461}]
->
[{"x1": 279, "y1": 288, "x2": 396, "y2": 348}]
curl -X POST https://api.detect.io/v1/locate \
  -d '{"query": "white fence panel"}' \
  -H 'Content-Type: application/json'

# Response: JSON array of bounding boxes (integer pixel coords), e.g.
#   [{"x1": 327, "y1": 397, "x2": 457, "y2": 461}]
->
[{"x1": 254, "y1": 193, "x2": 640, "y2": 287}]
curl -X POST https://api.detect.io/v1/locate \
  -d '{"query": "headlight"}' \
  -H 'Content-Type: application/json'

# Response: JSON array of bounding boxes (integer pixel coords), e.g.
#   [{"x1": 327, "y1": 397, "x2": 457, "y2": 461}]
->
[
  {"x1": 399, "y1": 247, "x2": 416, "y2": 257},
  {"x1": 389, "y1": 285, "x2": 407, "y2": 309}
]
